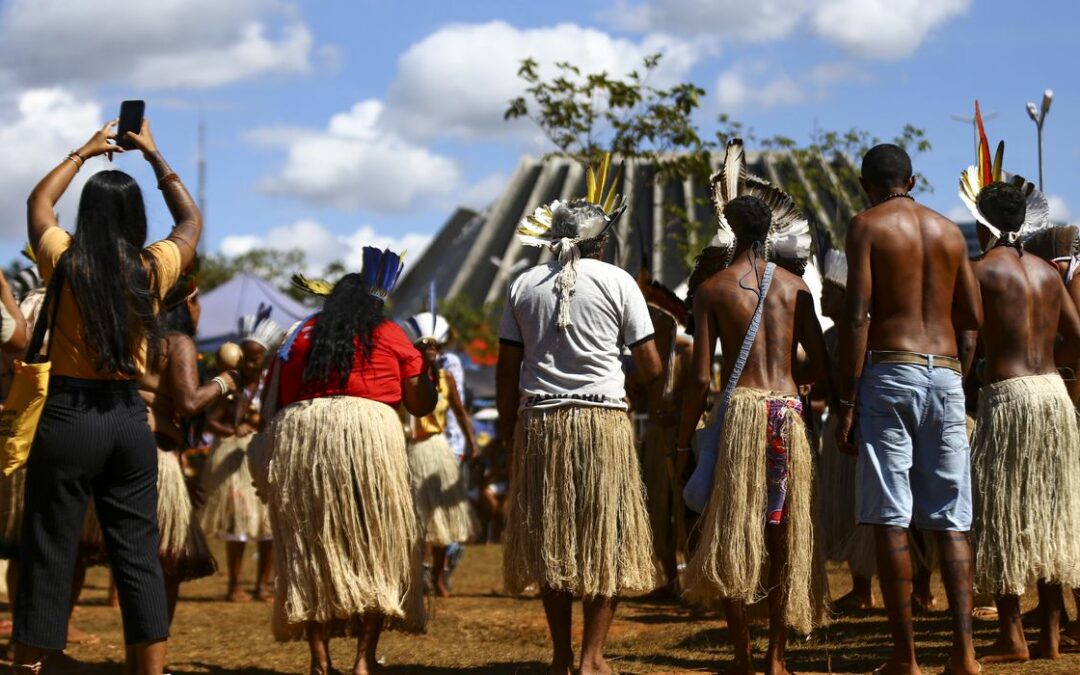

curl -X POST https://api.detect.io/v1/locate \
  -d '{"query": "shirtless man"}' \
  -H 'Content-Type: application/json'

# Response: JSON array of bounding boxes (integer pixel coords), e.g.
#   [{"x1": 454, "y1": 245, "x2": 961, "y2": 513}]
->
[
  {"x1": 965, "y1": 182, "x2": 1080, "y2": 663},
  {"x1": 834, "y1": 144, "x2": 982, "y2": 675},
  {"x1": 678, "y1": 196, "x2": 830, "y2": 675},
  {"x1": 139, "y1": 285, "x2": 238, "y2": 622}
]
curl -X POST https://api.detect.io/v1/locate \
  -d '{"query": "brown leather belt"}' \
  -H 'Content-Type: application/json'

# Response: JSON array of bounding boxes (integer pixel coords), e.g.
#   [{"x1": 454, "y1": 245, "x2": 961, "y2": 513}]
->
[{"x1": 870, "y1": 351, "x2": 962, "y2": 374}]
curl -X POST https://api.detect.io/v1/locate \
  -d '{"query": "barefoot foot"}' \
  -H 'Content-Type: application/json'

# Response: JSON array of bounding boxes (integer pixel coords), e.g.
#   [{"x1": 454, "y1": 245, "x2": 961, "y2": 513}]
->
[
  {"x1": 227, "y1": 586, "x2": 252, "y2": 603},
  {"x1": 979, "y1": 639, "x2": 1029, "y2": 664},
  {"x1": 833, "y1": 589, "x2": 874, "y2": 614}
]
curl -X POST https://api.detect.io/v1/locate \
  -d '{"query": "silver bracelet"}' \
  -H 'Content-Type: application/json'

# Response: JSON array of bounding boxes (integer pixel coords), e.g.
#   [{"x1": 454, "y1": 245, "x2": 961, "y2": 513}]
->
[{"x1": 211, "y1": 376, "x2": 228, "y2": 396}]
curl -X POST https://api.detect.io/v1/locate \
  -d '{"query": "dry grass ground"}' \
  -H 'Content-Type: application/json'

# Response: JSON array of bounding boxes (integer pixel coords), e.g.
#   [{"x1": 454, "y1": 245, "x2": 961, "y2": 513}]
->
[{"x1": 5, "y1": 542, "x2": 1080, "y2": 674}]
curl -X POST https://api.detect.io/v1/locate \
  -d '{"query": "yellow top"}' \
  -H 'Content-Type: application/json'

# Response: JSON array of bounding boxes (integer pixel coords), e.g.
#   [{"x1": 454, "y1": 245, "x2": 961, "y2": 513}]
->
[
  {"x1": 37, "y1": 227, "x2": 182, "y2": 380},
  {"x1": 414, "y1": 369, "x2": 451, "y2": 440}
]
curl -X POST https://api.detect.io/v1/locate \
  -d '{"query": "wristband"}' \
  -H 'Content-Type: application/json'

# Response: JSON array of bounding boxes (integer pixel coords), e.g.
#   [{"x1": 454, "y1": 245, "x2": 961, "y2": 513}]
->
[
  {"x1": 65, "y1": 151, "x2": 85, "y2": 169},
  {"x1": 838, "y1": 398, "x2": 856, "y2": 409},
  {"x1": 676, "y1": 446, "x2": 691, "y2": 453},
  {"x1": 211, "y1": 376, "x2": 229, "y2": 396}
]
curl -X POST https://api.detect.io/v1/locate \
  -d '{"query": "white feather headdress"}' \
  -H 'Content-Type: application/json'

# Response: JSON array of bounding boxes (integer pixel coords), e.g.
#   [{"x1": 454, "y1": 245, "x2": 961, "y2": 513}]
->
[
  {"x1": 516, "y1": 153, "x2": 627, "y2": 329},
  {"x1": 958, "y1": 102, "x2": 1050, "y2": 249},
  {"x1": 239, "y1": 305, "x2": 286, "y2": 352},
  {"x1": 696, "y1": 139, "x2": 811, "y2": 270},
  {"x1": 823, "y1": 249, "x2": 848, "y2": 289}
]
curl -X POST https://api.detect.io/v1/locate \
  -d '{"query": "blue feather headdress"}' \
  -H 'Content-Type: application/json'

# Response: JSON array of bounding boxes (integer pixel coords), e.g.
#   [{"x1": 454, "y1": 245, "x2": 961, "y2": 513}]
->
[{"x1": 362, "y1": 246, "x2": 406, "y2": 301}]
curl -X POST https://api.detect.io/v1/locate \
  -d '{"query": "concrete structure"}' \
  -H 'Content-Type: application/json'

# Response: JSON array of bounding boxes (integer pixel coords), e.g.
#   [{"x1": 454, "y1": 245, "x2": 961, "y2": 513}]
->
[{"x1": 395, "y1": 151, "x2": 871, "y2": 316}]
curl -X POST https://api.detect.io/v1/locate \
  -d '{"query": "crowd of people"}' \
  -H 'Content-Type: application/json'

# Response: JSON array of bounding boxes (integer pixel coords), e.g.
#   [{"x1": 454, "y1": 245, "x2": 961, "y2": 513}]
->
[{"x1": 0, "y1": 113, "x2": 1077, "y2": 675}]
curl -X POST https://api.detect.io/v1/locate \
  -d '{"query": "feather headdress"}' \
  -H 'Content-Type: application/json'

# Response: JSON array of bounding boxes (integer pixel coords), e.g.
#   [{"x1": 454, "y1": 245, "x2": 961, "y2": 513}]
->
[
  {"x1": 291, "y1": 247, "x2": 407, "y2": 301},
  {"x1": 401, "y1": 312, "x2": 451, "y2": 345},
  {"x1": 637, "y1": 269, "x2": 688, "y2": 327},
  {"x1": 709, "y1": 139, "x2": 811, "y2": 265},
  {"x1": 239, "y1": 303, "x2": 286, "y2": 352},
  {"x1": 516, "y1": 152, "x2": 627, "y2": 329},
  {"x1": 958, "y1": 101, "x2": 1050, "y2": 248},
  {"x1": 686, "y1": 139, "x2": 811, "y2": 307},
  {"x1": 823, "y1": 249, "x2": 848, "y2": 289}
]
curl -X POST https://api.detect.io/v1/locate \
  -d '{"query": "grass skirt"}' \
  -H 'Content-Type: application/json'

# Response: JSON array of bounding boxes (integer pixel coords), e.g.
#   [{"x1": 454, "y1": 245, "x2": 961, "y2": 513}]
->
[
  {"x1": 265, "y1": 396, "x2": 425, "y2": 641},
  {"x1": 503, "y1": 406, "x2": 655, "y2": 597},
  {"x1": 972, "y1": 373, "x2": 1080, "y2": 596},
  {"x1": 642, "y1": 421, "x2": 677, "y2": 578},
  {"x1": 682, "y1": 388, "x2": 827, "y2": 633},
  {"x1": 157, "y1": 449, "x2": 217, "y2": 581},
  {"x1": 408, "y1": 434, "x2": 477, "y2": 546},
  {"x1": 0, "y1": 470, "x2": 25, "y2": 559},
  {"x1": 816, "y1": 415, "x2": 876, "y2": 578},
  {"x1": 200, "y1": 434, "x2": 272, "y2": 541}
]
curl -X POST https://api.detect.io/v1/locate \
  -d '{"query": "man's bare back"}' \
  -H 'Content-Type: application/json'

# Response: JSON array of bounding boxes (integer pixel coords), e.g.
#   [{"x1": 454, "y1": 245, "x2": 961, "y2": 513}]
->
[
  {"x1": 973, "y1": 248, "x2": 1080, "y2": 383},
  {"x1": 848, "y1": 198, "x2": 980, "y2": 357},
  {"x1": 694, "y1": 254, "x2": 824, "y2": 394}
]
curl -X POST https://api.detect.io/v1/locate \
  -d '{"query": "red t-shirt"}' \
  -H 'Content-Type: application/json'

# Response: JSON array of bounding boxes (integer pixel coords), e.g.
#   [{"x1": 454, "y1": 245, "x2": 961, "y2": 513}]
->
[{"x1": 277, "y1": 318, "x2": 424, "y2": 408}]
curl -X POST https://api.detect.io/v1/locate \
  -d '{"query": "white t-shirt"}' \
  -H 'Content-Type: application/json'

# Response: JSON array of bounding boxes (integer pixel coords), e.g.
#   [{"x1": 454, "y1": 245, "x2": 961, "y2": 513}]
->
[{"x1": 499, "y1": 259, "x2": 655, "y2": 411}]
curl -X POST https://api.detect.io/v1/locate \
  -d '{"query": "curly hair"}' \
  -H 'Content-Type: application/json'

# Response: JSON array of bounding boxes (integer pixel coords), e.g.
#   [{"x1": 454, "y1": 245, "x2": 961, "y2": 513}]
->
[
  {"x1": 977, "y1": 181, "x2": 1027, "y2": 234},
  {"x1": 301, "y1": 273, "x2": 385, "y2": 386}
]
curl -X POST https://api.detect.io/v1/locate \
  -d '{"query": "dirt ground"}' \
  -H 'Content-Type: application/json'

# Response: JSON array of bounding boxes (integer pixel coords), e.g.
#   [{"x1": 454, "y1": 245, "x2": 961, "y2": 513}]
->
[{"x1": 5, "y1": 542, "x2": 1080, "y2": 674}]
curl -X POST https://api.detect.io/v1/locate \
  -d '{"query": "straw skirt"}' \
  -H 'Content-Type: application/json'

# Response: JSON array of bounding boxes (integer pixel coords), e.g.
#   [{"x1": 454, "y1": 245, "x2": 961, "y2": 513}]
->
[
  {"x1": 503, "y1": 405, "x2": 655, "y2": 597},
  {"x1": 971, "y1": 373, "x2": 1080, "y2": 596},
  {"x1": 816, "y1": 414, "x2": 876, "y2": 578},
  {"x1": 265, "y1": 396, "x2": 424, "y2": 640},
  {"x1": 682, "y1": 388, "x2": 827, "y2": 634},
  {"x1": 157, "y1": 449, "x2": 216, "y2": 581},
  {"x1": 642, "y1": 421, "x2": 678, "y2": 575},
  {"x1": 200, "y1": 434, "x2": 272, "y2": 541},
  {"x1": 407, "y1": 434, "x2": 476, "y2": 546}
]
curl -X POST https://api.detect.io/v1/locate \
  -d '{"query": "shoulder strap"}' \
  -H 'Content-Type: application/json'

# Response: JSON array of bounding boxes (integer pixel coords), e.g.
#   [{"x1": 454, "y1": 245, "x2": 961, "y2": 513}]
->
[
  {"x1": 716, "y1": 262, "x2": 776, "y2": 419},
  {"x1": 25, "y1": 252, "x2": 67, "y2": 363}
]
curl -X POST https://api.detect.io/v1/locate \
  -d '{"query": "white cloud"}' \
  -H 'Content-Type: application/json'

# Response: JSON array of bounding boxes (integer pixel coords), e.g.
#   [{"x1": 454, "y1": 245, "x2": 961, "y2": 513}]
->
[
  {"x1": 251, "y1": 100, "x2": 460, "y2": 212},
  {"x1": 0, "y1": 89, "x2": 104, "y2": 238},
  {"x1": 386, "y1": 21, "x2": 705, "y2": 140},
  {"x1": 1048, "y1": 195, "x2": 1071, "y2": 223},
  {"x1": 811, "y1": 0, "x2": 970, "y2": 60},
  {"x1": 605, "y1": 0, "x2": 806, "y2": 43},
  {"x1": 715, "y1": 66, "x2": 803, "y2": 111},
  {"x1": 219, "y1": 219, "x2": 432, "y2": 273},
  {"x1": 462, "y1": 173, "x2": 510, "y2": 210},
  {"x1": 0, "y1": 0, "x2": 319, "y2": 89},
  {"x1": 714, "y1": 61, "x2": 868, "y2": 111},
  {"x1": 607, "y1": 0, "x2": 970, "y2": 61}
]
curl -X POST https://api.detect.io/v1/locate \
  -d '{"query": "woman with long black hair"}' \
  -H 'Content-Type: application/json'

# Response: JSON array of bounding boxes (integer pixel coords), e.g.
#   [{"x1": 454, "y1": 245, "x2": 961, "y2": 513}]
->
[
  {"x1": 14, "y1": 118, "x2": 201, "y2": 674},
  {"x1": 256, "y1": 250, "x2": 435, "y2": 675}
]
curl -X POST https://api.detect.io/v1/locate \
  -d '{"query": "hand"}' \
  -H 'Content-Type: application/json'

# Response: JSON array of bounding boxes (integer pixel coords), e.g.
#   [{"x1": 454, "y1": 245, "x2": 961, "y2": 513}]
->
[
  {"x1": 467, "y1": 443, "x2": 481, "y2": 464},
  {"x1": 77, "y1": 119, "x2": 124, "y2": 160},
  {"x1": 834, "y1": 405, "x2": 857, "y2": 456},
  {"x1": 236, "y1": 422, "x2": 256, "y2": 438},
  {"x1": 126, "y1": 118, "x2": 159, "y2": 157},
  {"x1": 220, "y1": 370, "x2": 241, "y2": 392}
]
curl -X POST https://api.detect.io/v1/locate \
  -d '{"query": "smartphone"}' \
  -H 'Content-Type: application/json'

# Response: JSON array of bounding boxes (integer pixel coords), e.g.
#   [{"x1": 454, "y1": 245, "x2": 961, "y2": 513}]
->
[{"x1": 116, "y1": 100, "x2": 145, "y2": 150}]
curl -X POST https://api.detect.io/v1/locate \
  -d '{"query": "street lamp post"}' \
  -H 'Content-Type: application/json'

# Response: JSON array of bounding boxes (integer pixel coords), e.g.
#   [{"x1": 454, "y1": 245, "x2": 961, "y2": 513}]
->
[{"x1": 1026, "y1": 89, "x2": 1053, "y2": 192}]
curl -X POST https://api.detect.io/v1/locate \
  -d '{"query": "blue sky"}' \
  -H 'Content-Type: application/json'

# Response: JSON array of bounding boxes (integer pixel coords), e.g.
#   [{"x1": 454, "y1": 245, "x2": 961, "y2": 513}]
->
[{"x1": 0, "y1": 0, "x2": 1075, "y2": 270}]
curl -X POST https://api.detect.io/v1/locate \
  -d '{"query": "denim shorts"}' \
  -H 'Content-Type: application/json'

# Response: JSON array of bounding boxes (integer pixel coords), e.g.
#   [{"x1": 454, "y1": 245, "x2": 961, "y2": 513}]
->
[{"x1": 855, "y1": 356, "x2": 972, "y2": 531}]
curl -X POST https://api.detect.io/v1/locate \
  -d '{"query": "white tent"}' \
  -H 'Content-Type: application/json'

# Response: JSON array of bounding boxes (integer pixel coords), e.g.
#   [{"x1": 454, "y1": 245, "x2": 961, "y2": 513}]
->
[{"x1": 196, "y1": 273, "x2": 313, "y2": 350}]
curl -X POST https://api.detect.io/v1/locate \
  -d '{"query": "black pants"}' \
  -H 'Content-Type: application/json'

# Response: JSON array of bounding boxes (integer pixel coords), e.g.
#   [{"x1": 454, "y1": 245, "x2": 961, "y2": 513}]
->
[{"x1": 13, "y1": 377, "x2": 168, "y2": 650}]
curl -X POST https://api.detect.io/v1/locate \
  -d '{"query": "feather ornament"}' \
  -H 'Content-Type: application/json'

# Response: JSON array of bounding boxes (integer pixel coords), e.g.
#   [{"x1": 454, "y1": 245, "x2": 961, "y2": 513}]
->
[
  {"x1": 361, "y1": 246, "x2": 405, "y2": 300},
  {"x1": 823, "y1": 250, "x2": 848, "y2": 289},
  {"x1": 291, "y1": 273, "x2": 334, "y2": 297},
  {"x1": 976, "y1": 101, "x2": 992, "y2": 187}
]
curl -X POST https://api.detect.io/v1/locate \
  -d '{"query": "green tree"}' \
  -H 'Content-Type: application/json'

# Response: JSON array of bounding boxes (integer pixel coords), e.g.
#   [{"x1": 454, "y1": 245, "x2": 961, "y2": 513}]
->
[{"x1": 508, "y1": 57, "x2": 934, "y2": 267}]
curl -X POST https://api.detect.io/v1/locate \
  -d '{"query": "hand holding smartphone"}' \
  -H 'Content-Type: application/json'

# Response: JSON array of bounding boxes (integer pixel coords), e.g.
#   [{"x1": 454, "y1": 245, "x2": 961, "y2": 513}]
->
[{"x1": 116, "y1": 100, "x2": 145, "y2": 151}]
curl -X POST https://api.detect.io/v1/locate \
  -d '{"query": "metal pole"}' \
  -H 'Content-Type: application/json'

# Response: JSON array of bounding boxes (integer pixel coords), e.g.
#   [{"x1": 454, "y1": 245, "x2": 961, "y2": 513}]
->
[{"x1": 1037, "y1": 122, "x2": 1044, "y2": 192}]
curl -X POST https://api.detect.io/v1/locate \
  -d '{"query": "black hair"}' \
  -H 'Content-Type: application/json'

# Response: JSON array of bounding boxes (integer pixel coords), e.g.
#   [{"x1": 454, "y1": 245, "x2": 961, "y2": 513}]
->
[
  {"x1": 160, "y1": 295, "x2": 195, "y2": 337},
  {"x1": 577, "y1": 232, "x2": 610, "y2": 259},
  {"x1": 861, "y1": 144, "x2": 913, "y2": 189},
  {"x1": 301, "y1": 273, "x2": 386, "y2": 386},
  {"x1": 977, "y1": 181, "x2": 1027, "y2": 233},
  {"x1": 67, "y1": 170, "x2": 162, "y2": 376},
  {"x1": 724, "y1": 195, "x2": 771, "y2": 243}
]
